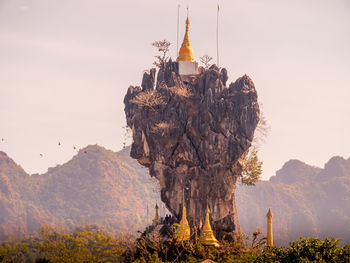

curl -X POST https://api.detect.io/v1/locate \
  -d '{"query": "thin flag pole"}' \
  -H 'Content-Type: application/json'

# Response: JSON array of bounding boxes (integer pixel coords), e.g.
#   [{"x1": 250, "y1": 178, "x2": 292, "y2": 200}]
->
[
  {"x1": 217, "y1": 3, "x2": 220, "y2": 67},
  {"x1": 177, "y1": 4, "x2": 180, "y2": 57}
]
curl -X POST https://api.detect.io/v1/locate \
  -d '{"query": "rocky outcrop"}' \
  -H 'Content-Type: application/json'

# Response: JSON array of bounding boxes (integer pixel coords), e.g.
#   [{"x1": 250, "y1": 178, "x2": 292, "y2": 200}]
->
[{"x1": 124, "y1": 62, "x2": 260, "y2": 239}]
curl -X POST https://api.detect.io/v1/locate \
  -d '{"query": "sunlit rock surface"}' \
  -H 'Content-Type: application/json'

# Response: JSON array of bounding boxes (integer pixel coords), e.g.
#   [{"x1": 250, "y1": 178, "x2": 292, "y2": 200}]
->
[{"x1": 124, "y1": 62, "x2": 260, "y2": 239}]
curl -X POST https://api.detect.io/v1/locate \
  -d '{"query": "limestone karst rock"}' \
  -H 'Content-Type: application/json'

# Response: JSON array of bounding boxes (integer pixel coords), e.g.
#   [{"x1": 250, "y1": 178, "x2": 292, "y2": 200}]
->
[{"x1": 124, "y1": 62, "x2": 260, "y2": 239}]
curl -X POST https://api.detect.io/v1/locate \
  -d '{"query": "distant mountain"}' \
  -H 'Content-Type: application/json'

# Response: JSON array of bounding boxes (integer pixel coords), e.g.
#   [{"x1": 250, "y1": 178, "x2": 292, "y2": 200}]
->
[
  {"x1": 236, "y1": 156, "x2": 350, "y2": 245},
  {"x1": 1, "y1": 146, "x2": 350, "y2": 245},
  {"x1": 0, "y1": 145, "x2": 163, "y2": 241}
]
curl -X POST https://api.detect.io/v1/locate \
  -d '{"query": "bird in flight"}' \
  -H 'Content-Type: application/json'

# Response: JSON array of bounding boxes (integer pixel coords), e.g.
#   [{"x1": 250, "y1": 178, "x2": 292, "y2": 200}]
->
[
  {"x1": 1, "y1": 138, "x2": 4, "y2": 142},
  {"x1": 58, "y1": 142, "x2": 61, "y2": 146},
  {"x1": 73, "y1": 146, "x2": 76, "y2": 150},
  {"x1": 40, "y1": 154, "x2": 43, "y2": 157}
]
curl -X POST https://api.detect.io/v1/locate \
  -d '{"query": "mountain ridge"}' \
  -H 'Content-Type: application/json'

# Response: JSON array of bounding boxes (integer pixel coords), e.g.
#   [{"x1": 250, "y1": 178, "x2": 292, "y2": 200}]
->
[
  {"x1": 0, "y1": 145, "x2": 161, "y2": 241},
  {"x1": 237, "y1": 155, "x2": 350, "y2": 245},
  {"x1": 0, "y1": 145, "x2": 349, "y2": 245}
]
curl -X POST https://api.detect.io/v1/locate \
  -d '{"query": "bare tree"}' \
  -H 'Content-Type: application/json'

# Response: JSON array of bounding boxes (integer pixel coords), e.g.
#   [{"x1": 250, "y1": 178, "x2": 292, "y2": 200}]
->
[
  {"x1": 199, "y1": 54, "x2": 213, "y2": 69},
  {"x1": 252, "y1": 105, "x2": 271, "y2": 149},
  {"x1": 233, "y1": 106, "x2": 270, "y2": 239},
  {"x1": 152, "y1": 40, "x2": 171, "y2": 69}
]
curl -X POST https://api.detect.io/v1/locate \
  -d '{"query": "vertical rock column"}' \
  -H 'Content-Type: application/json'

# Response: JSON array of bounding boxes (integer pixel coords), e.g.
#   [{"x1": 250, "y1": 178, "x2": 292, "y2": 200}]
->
[{"x1": 124, "y1": 62, "x2": 260, "y2": 240}]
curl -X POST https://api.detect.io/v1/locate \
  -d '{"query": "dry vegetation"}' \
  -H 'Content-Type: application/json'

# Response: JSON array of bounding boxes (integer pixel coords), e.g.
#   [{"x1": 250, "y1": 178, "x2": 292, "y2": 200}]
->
[
  {"x1": 169, "y1": 85, "x2": 193, "y2": 98},
  {"x1": 252, "y1": 104, "x2": 270, "y2": 148},
  {"x1": 129, "y1": 90, "x2": 166, "y2": 108},
  {"x1": 199, "y1": 54, "x2": 213, "y2": 69}
]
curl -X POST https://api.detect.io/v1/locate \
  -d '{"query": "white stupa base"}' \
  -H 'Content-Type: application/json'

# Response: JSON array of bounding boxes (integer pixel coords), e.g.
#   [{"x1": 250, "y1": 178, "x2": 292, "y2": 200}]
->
[{"x1": 178, "y1": 61, "x2": 199, "y2": 76}]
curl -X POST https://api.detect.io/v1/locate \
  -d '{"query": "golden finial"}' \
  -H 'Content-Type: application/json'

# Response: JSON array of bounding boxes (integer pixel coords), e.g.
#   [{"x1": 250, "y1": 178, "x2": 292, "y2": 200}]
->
[
  {"x1": 177, "y1": 8, "x2": 194, "y2": 62},
  {"x1": 175, "y1": 192, "x2": 191, "y2": 241},
  {"x1": 266, "y1": 208, "x2": 274, "y2": 246},
  {"x1": 199, "y1": 204, "x2": 220, "y2": 247}
]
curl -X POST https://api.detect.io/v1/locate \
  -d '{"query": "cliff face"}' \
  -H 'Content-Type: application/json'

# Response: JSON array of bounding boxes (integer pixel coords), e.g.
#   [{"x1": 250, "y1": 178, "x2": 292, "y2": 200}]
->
[{"x1": 124, "y1": 63, "x2": 260, "y2": 239}]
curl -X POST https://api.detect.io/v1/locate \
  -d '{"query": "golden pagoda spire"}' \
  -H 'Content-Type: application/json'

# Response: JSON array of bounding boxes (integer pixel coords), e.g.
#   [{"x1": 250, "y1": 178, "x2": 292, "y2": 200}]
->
[
  {"x1": 266, "y1": 208, "x2": 274, "y2": 246},
  {"x1": 177, "y1": 12, "x2": 194, "y2": 62},
  {"x1": 199, "y1": 204, "x2": 220, "y2": 247},
  {"x1": 152, "y1": 203, "x2": 160, "y2": 226},
  {"x1": 175, "y1": 192, "x2": 191, "y2": 241}
]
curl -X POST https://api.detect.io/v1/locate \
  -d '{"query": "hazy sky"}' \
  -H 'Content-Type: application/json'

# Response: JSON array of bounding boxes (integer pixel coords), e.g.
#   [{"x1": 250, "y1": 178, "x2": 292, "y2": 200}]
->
[{"x1": 0, "y1": 0, "x2": 349, "y2": 179}]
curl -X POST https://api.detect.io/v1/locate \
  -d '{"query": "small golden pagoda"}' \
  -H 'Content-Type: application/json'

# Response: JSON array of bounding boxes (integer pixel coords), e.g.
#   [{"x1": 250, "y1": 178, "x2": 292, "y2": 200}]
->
[
  {"x1": 175, "y1": 196, "x2": 191, "y2": 241},
  {"x1": 177, "y1": 16, "x2": 194, "y2": 62},
  {"x1": 152, "y1": 203, "x2": 160, "y2": 226},
  {"x1": 199, "y1": 205, "x2": 220, "y2": 247}
]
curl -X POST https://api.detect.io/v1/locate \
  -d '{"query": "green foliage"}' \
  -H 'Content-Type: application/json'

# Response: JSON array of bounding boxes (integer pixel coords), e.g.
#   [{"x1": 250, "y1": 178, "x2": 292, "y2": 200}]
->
[
  {"x1": 0, "y1": 225, "x2": 127, "y2": 263},
  {"x1": 1, "y1": 228, "x2": 350, "y2": 263},
  {"x1": 254, "y1": 237, "x2": 350, "y2": 263},
  {"x1": 0, "y1": 236, "x2": 40, "y2": 263},
  {"x1": 241, "y1": 148, "x2": 262, "y2": 186},
  {"x1": 37, "y1": 225, "x2": 124, "y2": 263},
  {"x1": 131, "y1": 230, "x2": 264, "y2": 263},
  {"x1": 130, "y1": 234, "x2": 350, "y2": 263}
]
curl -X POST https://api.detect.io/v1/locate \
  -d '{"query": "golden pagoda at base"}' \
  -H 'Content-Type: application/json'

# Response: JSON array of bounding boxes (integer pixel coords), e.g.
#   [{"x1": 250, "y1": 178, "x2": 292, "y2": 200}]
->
[
  {"x1": 199, "y1": 205, "x2": 220, "y2": 247},
  {"x1": 175, "y1": 199, "x2": 191, "y2": 241}
]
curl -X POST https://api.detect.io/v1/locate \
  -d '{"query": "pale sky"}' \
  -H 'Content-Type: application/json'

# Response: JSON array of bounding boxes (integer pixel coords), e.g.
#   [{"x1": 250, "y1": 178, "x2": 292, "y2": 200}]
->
[{"x1": 0, "y1": 0, "x2": 349, "y2": 179}]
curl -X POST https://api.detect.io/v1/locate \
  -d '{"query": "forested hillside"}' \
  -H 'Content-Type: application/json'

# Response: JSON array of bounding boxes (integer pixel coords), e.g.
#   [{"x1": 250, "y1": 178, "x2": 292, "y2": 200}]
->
[
  {"x1": 236, "y1": 157, "x2": 350, "y2": 245},
  {"x1": 1, "y1": 146, "x2": 349, "y2": 245},
  {"x1": 0, "y1": 145, "x2": 161, "y2": 241}
]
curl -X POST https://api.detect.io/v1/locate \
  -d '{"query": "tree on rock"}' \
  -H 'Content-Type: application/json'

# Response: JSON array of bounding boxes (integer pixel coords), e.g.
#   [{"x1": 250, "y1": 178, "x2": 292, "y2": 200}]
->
[{"x1": 152, "y1": 40, "x2": 171, "y2": 69}]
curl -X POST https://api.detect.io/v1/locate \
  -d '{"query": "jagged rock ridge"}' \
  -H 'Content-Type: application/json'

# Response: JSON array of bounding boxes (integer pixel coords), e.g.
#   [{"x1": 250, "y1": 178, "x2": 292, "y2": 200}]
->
[{"x1": 124, "y1": 63, "x2": 260, "y2": 239}]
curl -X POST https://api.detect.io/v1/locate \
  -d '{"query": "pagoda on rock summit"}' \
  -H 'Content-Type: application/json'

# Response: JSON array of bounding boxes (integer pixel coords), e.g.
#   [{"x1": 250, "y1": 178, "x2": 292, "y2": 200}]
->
[{"x1": 177, "y1": 15, "x2": 199, "y2": 78}]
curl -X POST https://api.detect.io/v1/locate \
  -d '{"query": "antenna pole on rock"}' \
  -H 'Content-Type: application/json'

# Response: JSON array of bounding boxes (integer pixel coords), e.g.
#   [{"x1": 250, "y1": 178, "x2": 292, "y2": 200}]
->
[
  {"x1": 217, "y1": 3, "x2": 220, "y2": 67},
  {"x1": 177, "y1": 4, "x2": 180, "y2": 57}
]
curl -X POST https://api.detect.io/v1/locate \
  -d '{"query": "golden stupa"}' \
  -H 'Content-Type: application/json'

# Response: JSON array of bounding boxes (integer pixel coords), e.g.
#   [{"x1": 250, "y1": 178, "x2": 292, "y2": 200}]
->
[
  {"x1": 177, "y1": 16, "x2": 194, "y2": 62},
  {"x1": 199, "y1": 205, "x2": 220, "y2": 247},
  {"x1": 175, "y1": 196, "x2": 191, "y2": 241}
]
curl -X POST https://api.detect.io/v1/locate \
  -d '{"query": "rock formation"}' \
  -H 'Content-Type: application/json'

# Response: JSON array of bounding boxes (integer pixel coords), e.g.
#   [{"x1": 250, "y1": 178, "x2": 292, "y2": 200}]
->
[{"x1": 124, "y1": 62, "x2": 260, "y2": 239}]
